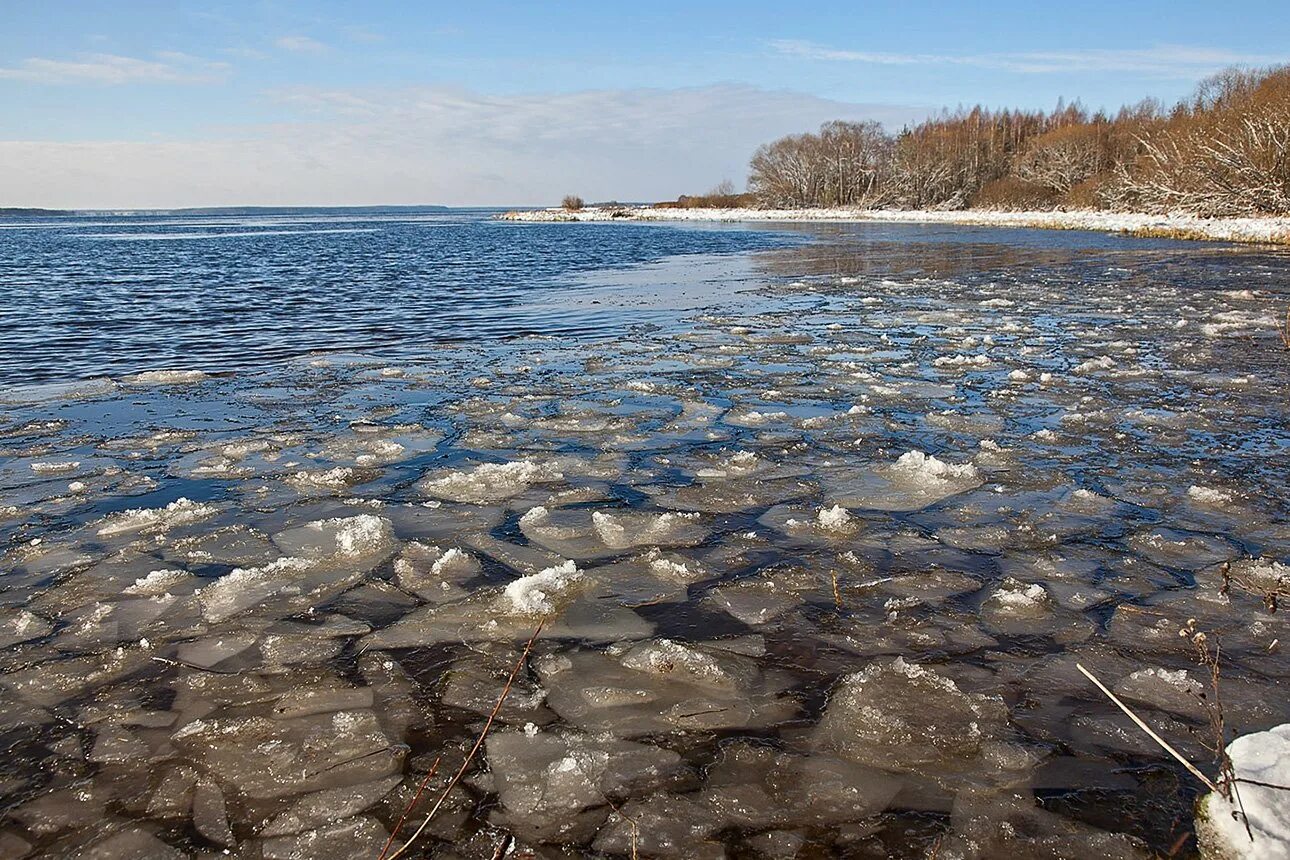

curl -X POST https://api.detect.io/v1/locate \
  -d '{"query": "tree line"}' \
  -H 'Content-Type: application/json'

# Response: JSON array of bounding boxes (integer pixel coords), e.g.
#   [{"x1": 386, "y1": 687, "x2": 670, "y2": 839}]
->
[{"x1": 736, "y1": 65, "x2": 1290, "y2": 217}]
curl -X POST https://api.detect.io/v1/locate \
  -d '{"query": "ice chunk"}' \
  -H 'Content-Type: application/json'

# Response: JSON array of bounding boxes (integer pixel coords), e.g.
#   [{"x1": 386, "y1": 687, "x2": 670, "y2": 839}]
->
[
  {"x1": 518, "y1": 505, "x2": 708, "y2": 559},
  {"x1": 123, "y1": 369, "x2": 208, "y2": 385},
  {"x1": 259, "y1": 776, "x2": 401, "y2": 837},
  {"x1": 813, "y1": 658, "x2": 1033, "y2": 788},
  {"x1": 535, "y1": 640, "x2": 796, "y2": 736},
  {"x1": 935, "y1": 790, "x2": 1149, "y2": 859},
  {"x1": 272, "y1": 513, "x2": 395, "y2": 559},
  {"x1": 0, "y1": 609, "x2": 53, "y2": 648},
  {"x1": 393, "y1": 542, "x2": 480, "y2": 602},
  {"x1": 826, "y1": 450, "x2": 982, "y2": 512},
  {"x1": 418, "y1": 458, "x2": 565, "y2": 503},
  {"x1": 486, "y1": 728, "x2": 684, "y2": 842},
  {"x1": 504, "y1": 560, "x2": 584, "y2": 614},
  {"x1": 261, "y1": 816, "x2": 390, "y2": 860},
  {"x1": 96, "y1": 497, "x2": 218, "y2": 537},
  {"x1": 171, "y1": 709, "x2": 403, "y2": 800}
]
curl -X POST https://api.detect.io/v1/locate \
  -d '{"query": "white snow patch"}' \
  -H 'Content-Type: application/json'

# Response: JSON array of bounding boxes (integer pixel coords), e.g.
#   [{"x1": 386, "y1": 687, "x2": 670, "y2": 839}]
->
[{"x1": 503, "y1": 560, "x2": 583, "y2": 615}]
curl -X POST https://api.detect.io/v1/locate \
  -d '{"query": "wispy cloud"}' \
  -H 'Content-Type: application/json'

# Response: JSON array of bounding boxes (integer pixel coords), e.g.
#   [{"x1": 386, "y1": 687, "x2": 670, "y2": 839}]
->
[
  {"x1": 0, "y1": 84, "x2": 925, "y2": 207},
  {"x1": 275, "y1": 35, "x2": 329, "y2": 55},
  {"x1": 770, "y1": 39, "x2": 1284, "y2": 77},
  {"x1": 0, "y1": 52, "x2": 229, "y2": 85}
]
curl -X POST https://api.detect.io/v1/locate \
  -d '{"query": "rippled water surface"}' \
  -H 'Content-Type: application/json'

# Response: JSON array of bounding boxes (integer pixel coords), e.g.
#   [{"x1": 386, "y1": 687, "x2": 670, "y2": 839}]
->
[{"x1": 1, "y1": 210, "x2": 1289, "y2": 859}]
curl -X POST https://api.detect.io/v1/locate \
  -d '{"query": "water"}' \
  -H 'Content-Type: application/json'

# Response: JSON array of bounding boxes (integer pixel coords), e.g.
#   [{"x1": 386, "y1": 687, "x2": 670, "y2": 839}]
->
[
  {"x1": 1, "y1": 209, "x2": 1289, "y2": 858},
  {"x1": 0, "y1": 208, "x2": 791, "y2": 384}
]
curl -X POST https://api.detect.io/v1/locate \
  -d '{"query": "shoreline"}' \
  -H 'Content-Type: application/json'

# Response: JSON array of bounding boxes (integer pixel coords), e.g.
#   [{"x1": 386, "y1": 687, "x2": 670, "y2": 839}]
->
[{"x1": 499, "y1": 205, "x2": 1290, "y2": 245}]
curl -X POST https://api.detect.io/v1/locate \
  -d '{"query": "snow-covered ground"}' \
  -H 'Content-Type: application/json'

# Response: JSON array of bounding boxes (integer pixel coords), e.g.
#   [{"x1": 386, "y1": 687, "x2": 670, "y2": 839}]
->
[{"x1": 500, "y1": 205, "x2": 1290, "y2": 244}]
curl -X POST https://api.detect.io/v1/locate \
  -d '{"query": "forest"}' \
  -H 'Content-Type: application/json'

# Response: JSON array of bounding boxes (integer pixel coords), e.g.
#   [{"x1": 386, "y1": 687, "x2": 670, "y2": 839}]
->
[{"x1": 664, "y1": 66, "x2": 1290, "y2": 217}]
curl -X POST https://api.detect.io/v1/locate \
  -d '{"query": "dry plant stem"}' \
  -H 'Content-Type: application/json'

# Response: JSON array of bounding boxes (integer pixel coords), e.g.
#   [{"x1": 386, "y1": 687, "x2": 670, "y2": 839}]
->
[
  {"x1": 383, "y1": 620, "x2": 546, "y2": 860},
  {"x1": 1075, "y1": 662, "x2": 1221, "y2": 793},
  {"x1": 378, "y1": 755, "x2": 442, "y2": 860}
]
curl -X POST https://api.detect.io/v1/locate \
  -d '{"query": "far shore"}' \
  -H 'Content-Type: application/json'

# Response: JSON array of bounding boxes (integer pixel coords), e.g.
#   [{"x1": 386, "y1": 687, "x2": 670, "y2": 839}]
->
[{"x1": 500, "y1": 205, "x2": 1290, "y2": 245}]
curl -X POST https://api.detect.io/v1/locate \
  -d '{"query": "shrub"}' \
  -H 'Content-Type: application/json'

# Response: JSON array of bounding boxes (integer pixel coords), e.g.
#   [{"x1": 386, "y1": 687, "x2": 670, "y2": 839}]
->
[{"x1": 561, "y1": 195, "x2": 584, "y2": 211}]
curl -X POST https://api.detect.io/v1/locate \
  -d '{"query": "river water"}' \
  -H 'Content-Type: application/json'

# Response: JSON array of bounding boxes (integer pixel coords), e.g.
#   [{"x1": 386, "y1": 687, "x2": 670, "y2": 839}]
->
[{"x1": 1, "y1": 208, "x2": 1288, "y2": 858}]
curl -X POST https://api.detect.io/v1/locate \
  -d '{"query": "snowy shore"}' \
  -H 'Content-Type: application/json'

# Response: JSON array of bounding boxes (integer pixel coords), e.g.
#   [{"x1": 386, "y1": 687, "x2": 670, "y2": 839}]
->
[{"x1": 499, "y1": 206, "x2": 1290, "y2": 245}]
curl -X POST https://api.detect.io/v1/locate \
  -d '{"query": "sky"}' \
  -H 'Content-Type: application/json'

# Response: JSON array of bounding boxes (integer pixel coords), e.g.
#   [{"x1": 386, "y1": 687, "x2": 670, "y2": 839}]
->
[{"x1": 2, "y1": 1, "x2": 1288, "y2": 208}]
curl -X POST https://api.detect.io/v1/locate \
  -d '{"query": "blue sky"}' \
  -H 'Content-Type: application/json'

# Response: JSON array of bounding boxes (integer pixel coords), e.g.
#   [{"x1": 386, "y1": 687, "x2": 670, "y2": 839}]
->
[{"x1": 2, "y1": 1, "x2": 1287, "y2": 207}]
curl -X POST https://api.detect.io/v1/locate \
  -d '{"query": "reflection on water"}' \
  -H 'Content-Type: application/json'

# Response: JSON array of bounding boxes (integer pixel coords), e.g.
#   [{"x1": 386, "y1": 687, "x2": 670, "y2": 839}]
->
[{"x1": 0, "y1": 216, "x2": 1288, "y2": 858}]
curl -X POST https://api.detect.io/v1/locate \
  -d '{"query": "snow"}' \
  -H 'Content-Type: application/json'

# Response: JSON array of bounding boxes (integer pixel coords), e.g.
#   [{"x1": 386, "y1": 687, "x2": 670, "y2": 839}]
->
[
  {"x1": 96, "y1": 497, "x2": 218, "y2": 536},
  {"x1": 499, "y1": 206, "x2": 1290, "y2": 245},
  {"x1": 419, "y1": 457, "x2": 564, "y2": 503},
  {"x1": 123, "y1": 369, "x2": 209, "y2": 385},
  {"x1": 1197, "y1": 723, "x2": 1290, "y2": 859},
  {"x1": 503, "y1": 560, "x2": 583, "y2": 614}
]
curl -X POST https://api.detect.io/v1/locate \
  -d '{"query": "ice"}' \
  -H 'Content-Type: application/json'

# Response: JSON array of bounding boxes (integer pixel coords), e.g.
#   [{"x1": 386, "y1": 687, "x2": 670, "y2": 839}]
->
[
  {"x1": 80, "y1": 826, "x2": 188, "y2": 859},
  {"x1": 4, "y1": 227, "x2": 1290, "y2": 854},
  {"x1": 582, "y1": 547, "x2": 710, "y2": 606},
  {"x1": 518, "y1": 505, "x2": 707, "y2": 558},
  {"x1": 96, "y1": 497, "x2": 219, "y2": 536},
  {"x1": 826, "y1": 450, "x2": 982, "y2": 511},
  {"x1": 534, "y1": 639, "x2": 797, "y2": 735},
  {"x1": 170, "y1": 708, "x2": 403, "y2": 799},
  {"x1": 418, "y1": 457, "x2": 566, "y2": 503},
  {"x1": 504, "y1": 560, "x2": 583, "y2": 614},
  {"x1": 363, "y1": 581, "x2": 653, "y2": 648},
  {"x1": 261, "y1": 816, "x2": 390, "y2": 860},
  {"x1": 192, "y1": 778, "x2": 234, "y2": 846},
  {"x1": 934, "y1": 790, "x2": 1150, "y2": 859},
  {"x1": 122, "y1": 369, "x2": 208, "y2": 385},
  {"x1": 392, "y1": 541, "x2": 480, "y2": 602},
  {"x1": 272, "y1": 513, "x2": 394, "y2": 559},
  {"x1": 0, "y1": 608, "x2": 53, "y2": 648},
  {"x1": 1197, "y1": 723, "x2": 1290, "y2": 860},
  {"x1": 259, "y1": 776, "x2": 401, "y2": 837},
  {"x1": 1128, "y1": 527, "x2": 1238, "y2": 570},
  {"x1": 813, "y1": 658, "x2": 1034, "y2": 788},
  {"x1": 485, "y1": 727, "x2": 685, "y2": 842}
]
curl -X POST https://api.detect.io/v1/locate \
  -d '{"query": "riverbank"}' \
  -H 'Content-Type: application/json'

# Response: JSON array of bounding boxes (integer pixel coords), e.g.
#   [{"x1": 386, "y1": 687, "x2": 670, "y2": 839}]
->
[{"x1": 500, "y1": 206, "x2": 1290, "y2": 245}]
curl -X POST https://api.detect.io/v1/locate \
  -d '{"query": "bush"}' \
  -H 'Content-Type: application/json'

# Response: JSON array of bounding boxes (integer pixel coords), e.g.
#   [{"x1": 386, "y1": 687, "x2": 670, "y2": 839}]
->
[
  {"x1": 971, "y1": 177, "x2": 1056, "y2": 210},
  {"x1": 561, "y1": 195, "x2": 584, "y2": 211}
]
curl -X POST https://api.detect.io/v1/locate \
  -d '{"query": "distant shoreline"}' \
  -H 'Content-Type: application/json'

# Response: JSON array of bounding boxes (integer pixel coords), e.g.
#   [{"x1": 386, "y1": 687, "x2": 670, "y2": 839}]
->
[{"x1": 499, "y1": 206, "x2": 1290, "y2": 245}]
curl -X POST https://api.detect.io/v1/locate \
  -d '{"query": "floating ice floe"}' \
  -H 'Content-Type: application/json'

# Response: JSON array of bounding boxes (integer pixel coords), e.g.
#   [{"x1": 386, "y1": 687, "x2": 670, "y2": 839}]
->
[
  {"x1": 826, "y1": 450, "x2": 982, "y2": 512},
  {"x1": 418, "y1": 457, "x2": 566, "y2": 503},
  {"x1": 813, "y1": 658, "x2": 1035, "y2": 788},
  {"x1": 96, "y1": 497, "x2": 219, "y2": 537},
  {"x1": 123, "y1": 369, "x2": 209, "y2": 385}
]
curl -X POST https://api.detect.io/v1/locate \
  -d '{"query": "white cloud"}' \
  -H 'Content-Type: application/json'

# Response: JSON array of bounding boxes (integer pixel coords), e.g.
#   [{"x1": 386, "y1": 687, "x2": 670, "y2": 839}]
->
[
  {"x1": 0, "y1": 83, "x2": 925, "y2": 208},
  {"x1": 0, "y1": 52, "x2": 229, "y2": 85},
  {"x1": 770, "y1": 39, "x2": 1285, "y2": 77},
  {"x1": 275, "y1": 35, "x2": 329, "y2": 55}
]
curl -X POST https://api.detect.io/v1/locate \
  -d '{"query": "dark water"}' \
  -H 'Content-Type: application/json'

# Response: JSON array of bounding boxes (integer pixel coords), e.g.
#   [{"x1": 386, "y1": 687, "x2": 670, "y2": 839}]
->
[{"x1": 0, "y1": 208, "x2": 794, "y2": 384}]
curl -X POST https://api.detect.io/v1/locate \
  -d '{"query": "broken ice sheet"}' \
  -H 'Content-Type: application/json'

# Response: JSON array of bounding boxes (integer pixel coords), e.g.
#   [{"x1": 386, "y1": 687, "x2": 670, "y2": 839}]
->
[
  {"x1": 824, "y1": 450, "x2": 983, "y2": 512},
  {"x1": 534, "y1": 638, "x2": 797, "y2": 736},
  {"x1": 812, "y1": 657, "x2": 1037, "y2": 790},
  {"x1": 518, "y1": 504, "x2": 708, "y2": 559},
  {"x1": 485, "y1": 727, "x2": 687, "y2": 843}
]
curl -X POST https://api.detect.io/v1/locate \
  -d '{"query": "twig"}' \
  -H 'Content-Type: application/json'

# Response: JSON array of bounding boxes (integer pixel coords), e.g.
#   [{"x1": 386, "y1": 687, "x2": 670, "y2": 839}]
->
[
  {"x1": 1075, "y1": 662, "x2": 1221, "y2": 793},
  {"x1": 489, "y1": 834, "x2": 513, "y2": 860},
  {"x1": 378, "y1": 755, "x2": 441, "y2": 860},
  {"x1": 382, "y1": 620, "x2": 546, "y2": 860}
]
